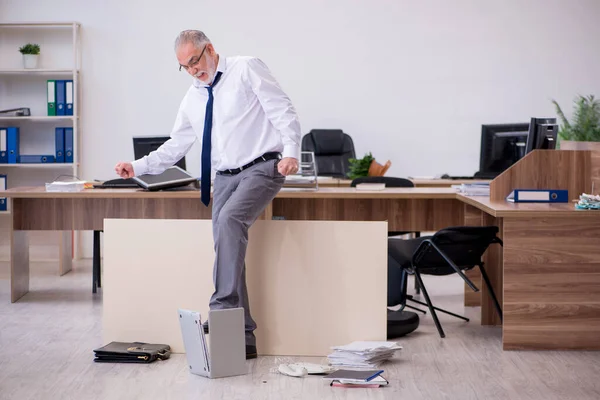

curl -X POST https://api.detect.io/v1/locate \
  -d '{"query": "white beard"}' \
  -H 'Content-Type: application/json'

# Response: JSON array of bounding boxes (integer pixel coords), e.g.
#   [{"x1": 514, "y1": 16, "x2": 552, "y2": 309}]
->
[{"x1": 195, "y1": 56, "x2": 216, "y2": 85}]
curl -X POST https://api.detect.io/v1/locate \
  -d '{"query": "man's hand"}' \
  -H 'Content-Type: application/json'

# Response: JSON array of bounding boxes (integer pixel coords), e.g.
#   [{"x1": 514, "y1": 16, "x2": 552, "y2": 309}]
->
[
  {"x1": 115, "y1": 162, "x2": 135, "y2": 179},
  {"x1": 277, "y1": 157, "x2": 299, "y2": 176}
]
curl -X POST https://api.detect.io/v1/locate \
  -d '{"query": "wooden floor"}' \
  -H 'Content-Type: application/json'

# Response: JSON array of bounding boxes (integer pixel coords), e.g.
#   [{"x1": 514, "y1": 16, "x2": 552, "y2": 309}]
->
[{"x1": 1, "y1": 260, "x2": 600, "y2": 399}]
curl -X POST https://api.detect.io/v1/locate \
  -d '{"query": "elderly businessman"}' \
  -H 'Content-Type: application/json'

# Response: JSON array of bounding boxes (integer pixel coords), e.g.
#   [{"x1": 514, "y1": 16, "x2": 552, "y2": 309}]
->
[{"x1": 115, "y1": 30, "x2": 301, "y2": 359}]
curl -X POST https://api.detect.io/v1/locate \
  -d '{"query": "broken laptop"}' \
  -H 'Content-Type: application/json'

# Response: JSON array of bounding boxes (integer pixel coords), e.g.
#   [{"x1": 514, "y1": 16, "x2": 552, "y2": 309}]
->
[{"x1": 178, "y1": 308, "x2": 247, "y2": 379}]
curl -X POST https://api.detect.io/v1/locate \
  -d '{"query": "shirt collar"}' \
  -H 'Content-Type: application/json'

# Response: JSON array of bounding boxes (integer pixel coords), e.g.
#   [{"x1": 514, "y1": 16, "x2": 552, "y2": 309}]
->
[{"x1": 192, "y1": 55, "x2": 226, "y2": 88}]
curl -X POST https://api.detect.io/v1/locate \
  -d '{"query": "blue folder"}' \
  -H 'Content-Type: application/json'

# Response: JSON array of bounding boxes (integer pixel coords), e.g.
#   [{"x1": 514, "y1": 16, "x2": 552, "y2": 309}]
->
[
  {"x1": 56, "y1": 80, "x2": 66, "y2": 116},
  {"x1": 65, "y1": 127, "x2": 73, "y2": 163},
  {"x1": 7, "y1": 127, "x2": 19, "y2": 164},
  {"x1": 19, "y1": 155, "x2": 55, "y2": 163},
  {"x1": 55, "y1": 127, "x2": 65, "y2": 163},
  {"x1": 506, "y1": 189, "x2": 569, "y2": 203},
  {"x1": 66, "y1": 80, "x2": 74, "y2": 116},
  {"x1": 0, "y1": 127, "x2": 7, "y2": 163},
  {"x1": 0, "y1": 174, "x2": 6, "y2": 211}
]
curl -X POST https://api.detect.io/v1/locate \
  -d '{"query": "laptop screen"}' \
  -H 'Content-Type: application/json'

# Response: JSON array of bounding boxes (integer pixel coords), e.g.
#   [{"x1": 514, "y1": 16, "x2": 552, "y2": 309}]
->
[{"x1": 133, "y1": 166, "x2": 196, "y2": 189}]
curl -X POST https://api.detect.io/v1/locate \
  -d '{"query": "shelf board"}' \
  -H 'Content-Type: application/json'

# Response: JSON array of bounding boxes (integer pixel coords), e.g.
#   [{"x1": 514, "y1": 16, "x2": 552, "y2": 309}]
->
[
  {"x1": 0, "y1": 163, "x2": 75, "y2": 168},
  {"x1": 0, "y1": 22, "x2": 80, "y2": 28},
  {"x1": 0, "y1": 116, "x2": 75, "y2": 122},
  {"x1": 0, "y1": 69, "x2": 78, "y2": 75}
]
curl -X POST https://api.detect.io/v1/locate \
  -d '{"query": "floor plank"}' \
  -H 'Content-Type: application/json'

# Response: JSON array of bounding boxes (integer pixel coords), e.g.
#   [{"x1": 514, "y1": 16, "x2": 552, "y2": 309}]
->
[{"x1": 1, "y1": 260, "x2": 600, "y2": 399}]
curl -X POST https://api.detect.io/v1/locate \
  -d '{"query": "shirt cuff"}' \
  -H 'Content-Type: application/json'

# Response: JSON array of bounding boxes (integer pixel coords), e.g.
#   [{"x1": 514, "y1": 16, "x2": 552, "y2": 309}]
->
[
  {"x1": 131, "y1": 158, "x2": 148, "y2": 177},
  {"x1": 282, "y1": 144, "x2": 300, "y2": 161}
]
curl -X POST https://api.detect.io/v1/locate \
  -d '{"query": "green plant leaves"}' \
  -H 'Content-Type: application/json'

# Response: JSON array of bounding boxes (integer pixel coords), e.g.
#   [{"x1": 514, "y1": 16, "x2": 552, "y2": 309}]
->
[
  {"x1": 552, "y1": 95, "x2": 600, "y2": 142},
  {"x1": 19, "y1": 43, "x2": 40, "y2": 55},
  {"x1": 347, "y1": 152, "x2": 374, "y2": 179}
]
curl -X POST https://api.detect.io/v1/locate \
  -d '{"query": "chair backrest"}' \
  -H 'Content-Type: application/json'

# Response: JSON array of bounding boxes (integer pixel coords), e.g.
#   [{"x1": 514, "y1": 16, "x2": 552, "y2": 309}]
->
[
  {"x1": 413, "y1": 226, "x2": 500, "y2": 275},
  {"x1": 351, "y1": 176, "x2": 414, "y2": 188},
  {"x1": 301, "y1": 129, "x2": 355, "y2": 178}
]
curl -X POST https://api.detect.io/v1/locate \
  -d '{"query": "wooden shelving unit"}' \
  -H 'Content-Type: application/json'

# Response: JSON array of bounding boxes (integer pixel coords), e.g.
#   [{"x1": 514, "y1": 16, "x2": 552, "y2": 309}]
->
[
  {"x1": 0, "y1": 21, "x2": 81, "y2": 192},
  {"x1": 0, "y1": 22, "x2": 81, "y2": 260}
]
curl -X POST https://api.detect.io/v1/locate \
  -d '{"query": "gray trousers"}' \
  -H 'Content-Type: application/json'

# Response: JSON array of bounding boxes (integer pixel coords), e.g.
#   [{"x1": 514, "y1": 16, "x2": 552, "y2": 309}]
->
[{"x1": 209, "y1": 158, "x2": 285, "y2": 346}]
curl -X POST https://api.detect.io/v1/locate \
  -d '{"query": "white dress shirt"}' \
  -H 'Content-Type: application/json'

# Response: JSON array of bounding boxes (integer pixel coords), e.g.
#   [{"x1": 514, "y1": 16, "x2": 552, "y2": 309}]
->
[{"x1": 131, "y1": 55, "x2": 301, "y2": 176}]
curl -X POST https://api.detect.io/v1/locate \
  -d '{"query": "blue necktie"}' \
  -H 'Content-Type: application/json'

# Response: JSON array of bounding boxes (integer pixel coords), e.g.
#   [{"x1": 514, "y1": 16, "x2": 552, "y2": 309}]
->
[{"x1": 200, "y1": 71, "x2": 223, "y2": 206}]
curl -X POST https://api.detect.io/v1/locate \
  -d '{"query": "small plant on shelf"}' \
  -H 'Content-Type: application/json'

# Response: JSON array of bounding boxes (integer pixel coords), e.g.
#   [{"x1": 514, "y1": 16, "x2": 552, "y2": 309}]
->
[
  {"x1": 19, "y1": 43, "x2": 41, "y2": 69},
  {"x1": 18, "y1": 43, "x2": 40, "y2": 55}
]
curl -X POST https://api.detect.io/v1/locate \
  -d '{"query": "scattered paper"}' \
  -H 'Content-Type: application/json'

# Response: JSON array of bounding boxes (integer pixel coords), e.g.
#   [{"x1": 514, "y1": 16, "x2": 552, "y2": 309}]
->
[
  {"x1": 327, "y1": 341, "x2": 402, "y2": 369},
  {"x1": 575, "y1": 193, "x2": 600, "y2": 210}
]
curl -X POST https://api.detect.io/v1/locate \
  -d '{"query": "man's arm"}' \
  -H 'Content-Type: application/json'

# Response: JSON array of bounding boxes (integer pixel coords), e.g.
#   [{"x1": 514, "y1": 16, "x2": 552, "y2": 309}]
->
[
  {"x1": 245, "y1": 57, "x2": 301, "y2": 162},
  {"x1": 129, "y1": 99, "x2": 197, "y2": 176}
]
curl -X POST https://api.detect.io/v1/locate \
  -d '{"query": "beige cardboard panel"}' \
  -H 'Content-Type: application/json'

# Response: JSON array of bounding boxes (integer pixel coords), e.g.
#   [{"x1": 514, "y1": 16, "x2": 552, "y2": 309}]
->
[{"x1": 103, "y1": 219, "x2": 387, "y2": 356}]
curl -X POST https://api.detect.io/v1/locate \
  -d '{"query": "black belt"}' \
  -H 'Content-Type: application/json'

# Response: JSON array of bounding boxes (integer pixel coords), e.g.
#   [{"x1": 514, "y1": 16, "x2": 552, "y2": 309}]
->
[{"x1": 218, "y1": 152, "x2": 281, "y2": 175}]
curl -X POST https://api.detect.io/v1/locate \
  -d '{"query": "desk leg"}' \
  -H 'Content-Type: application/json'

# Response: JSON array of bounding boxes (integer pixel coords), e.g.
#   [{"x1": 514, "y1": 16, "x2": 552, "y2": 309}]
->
[
  {"x1": 11, "y1": 229, "x2": 29, "y2": 303},
  {"x1": 480, "y1": 215, "x2": 503, "y2": 326},
  {"x1": 59, "y1": 231, "x2": 73, "y2": 276}
]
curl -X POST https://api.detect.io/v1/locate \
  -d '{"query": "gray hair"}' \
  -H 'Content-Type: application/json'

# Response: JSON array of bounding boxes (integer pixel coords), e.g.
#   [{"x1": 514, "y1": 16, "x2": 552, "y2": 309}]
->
[{"x1": 174, "y1": 30, "x2": 210, "y2": 51}]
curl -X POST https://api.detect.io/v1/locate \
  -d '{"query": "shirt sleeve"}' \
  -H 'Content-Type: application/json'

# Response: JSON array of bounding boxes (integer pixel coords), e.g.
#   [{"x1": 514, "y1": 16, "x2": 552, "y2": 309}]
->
[
  {"x1": 244, "y1": 57, "x2": 301, "y2": 161},
  {"x1": 131, "y1": 97, "x2": 197, "y2": 176}
]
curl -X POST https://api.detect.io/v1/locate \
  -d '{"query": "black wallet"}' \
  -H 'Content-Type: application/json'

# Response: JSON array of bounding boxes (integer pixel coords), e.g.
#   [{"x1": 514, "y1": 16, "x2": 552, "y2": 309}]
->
[{"x1": 93, "y1": 342, "x2": 171, "y2": 363}]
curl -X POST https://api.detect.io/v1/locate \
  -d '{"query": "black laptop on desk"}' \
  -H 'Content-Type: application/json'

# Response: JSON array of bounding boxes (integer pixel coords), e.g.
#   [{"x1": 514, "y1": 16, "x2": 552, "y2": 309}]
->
[
  {"x1": 94, "y1": 178, "x2": 140, "y2": 188},
  {"x1": 95, "y1": 166, "x2": 198, "y2": 191}
]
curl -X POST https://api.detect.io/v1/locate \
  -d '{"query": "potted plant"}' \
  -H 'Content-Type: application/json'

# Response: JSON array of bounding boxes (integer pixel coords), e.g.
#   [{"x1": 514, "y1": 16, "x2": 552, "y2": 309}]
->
[
  {"x1": 347, "y1": 152, "x2": 391, "y2": 179},
  {"x1": 552, "y1": 95, "x2": 600, "y2": 151},
  {"x1": 19, "y1": 43, "x2": 40, "y2": 69}
]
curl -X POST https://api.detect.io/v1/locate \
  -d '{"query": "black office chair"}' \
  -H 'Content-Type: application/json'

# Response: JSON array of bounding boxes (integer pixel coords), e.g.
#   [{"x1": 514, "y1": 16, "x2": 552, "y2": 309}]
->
[
  {"x1": 301, "y1": 129, "x2": 355, "y2": 178},
  {"x1": 388, "y1": 226, "x2": 503, "y2": 338},
  {"x1": 387, "y1": 253, "x2": 421, "y2": 338}
]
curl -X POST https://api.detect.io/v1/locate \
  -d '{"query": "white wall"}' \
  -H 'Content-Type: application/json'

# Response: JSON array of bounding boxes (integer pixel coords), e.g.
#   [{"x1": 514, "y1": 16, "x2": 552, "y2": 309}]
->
[{"x1": 2, "y1": 0, "x2": 600, "y2": 257}]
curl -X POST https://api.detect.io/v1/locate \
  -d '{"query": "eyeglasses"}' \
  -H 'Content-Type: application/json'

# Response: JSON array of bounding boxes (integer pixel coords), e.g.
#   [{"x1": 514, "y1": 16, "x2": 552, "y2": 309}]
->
[{"x1": 179, "y1": 45, "x2": 207, "y2": 72}]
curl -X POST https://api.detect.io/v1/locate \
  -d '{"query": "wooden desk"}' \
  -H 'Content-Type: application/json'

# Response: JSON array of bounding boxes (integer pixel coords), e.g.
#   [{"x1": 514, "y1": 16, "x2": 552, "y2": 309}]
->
[
  {"x1": 411, "y1": 179, "x2": 491, "y2": 187},
  {"x1": 4, "y1": 183, "x2": 600, "y2": 350},
  {"x1": 315, "y1": 178, "x2": 492, "y2": 188},
  {"x1": 458, "y1": 194, "x2": 600, "y2": 350}
]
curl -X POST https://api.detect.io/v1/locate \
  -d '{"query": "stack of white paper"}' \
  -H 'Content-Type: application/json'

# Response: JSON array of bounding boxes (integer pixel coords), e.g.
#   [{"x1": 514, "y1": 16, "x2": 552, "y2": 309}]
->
[
  {"x1": 45, "y1": 180, "x2": 86, "y2": 192},
  {"x1": 455, "y1": 183, "x2": 490, "y2": 196},
  {"x1": 355, "y1": 183, "x2": 385, "y2": 191},
  {"x1": 327, "y1": 341, "x2": 402, "y2": 369}
]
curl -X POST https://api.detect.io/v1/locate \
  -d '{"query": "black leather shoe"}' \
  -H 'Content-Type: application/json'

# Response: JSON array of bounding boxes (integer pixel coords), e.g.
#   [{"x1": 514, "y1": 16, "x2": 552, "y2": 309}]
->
[
  {"x1": 202, "y1": 321, "x2": 209, "y2": 334},
  {"x1": 246, "y1": 345, "x2": 257, "y2": 360}
]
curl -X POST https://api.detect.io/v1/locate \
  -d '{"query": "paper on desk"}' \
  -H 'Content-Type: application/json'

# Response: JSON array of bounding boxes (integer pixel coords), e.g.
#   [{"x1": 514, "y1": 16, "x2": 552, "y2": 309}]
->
[
  {"x1": 455, "y1": 183, "x2": 490, "y2": 196},
  {"x1": 45, "y1": 180, "x2": 86, "y2": 192}
]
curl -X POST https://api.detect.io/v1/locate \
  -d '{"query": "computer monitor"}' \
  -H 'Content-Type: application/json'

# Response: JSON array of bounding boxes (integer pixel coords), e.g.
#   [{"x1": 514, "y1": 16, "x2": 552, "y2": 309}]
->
[
  {"x1": 133, "y1": 136, "x2": 186, "y2": 170},
  {"x1": 478, "y1": 123, "x2": 530, "y2": 178},
  {"x1": 525, "y1": 117, "x2": 558, "y2": 154}
]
